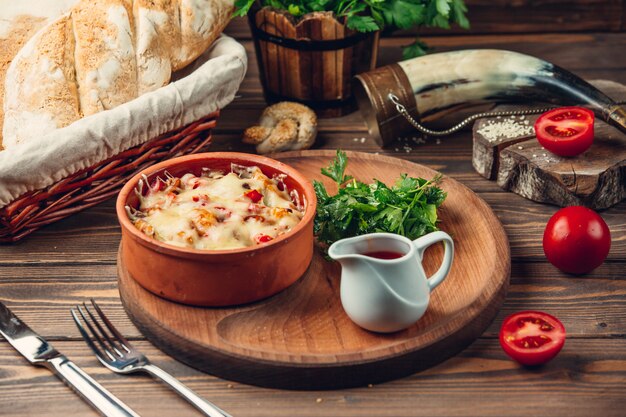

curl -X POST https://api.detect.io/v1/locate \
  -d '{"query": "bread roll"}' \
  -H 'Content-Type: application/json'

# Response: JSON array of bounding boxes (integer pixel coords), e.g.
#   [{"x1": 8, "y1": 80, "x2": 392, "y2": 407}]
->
[{"x1": 2, "y1": 0, "x2": 234, "y2": 149}]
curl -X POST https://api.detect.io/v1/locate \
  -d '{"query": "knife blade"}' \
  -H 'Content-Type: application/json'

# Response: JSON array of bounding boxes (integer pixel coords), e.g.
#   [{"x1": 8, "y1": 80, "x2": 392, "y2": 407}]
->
[{"x1": 0, "y1": 302, "x2": 140, "y2": 417}]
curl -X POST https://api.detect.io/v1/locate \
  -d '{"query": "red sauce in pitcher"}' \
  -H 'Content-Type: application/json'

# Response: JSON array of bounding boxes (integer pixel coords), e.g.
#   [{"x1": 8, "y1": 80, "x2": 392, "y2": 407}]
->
[{"x1": 362, "y1": 251, "x2": 404, "y2": 260}]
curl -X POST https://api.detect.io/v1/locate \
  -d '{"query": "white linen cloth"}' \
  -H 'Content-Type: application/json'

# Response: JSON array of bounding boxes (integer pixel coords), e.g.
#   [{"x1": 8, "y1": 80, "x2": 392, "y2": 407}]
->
[{"x1": 0, "y1": 35, "x2": 247, "y2": 209}]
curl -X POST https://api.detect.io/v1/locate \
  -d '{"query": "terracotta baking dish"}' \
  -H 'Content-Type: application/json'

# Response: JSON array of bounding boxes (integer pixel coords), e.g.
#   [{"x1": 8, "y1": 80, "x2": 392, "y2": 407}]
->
[{"x1": 116, "y1": 152, "x2": 317, "y2": 306}]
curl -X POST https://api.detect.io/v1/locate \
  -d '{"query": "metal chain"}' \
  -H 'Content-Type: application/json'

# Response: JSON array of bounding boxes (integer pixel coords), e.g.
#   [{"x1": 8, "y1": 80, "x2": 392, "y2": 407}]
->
[{"x1": 388, "y1": 93, "x2": 555, "y2": 137}]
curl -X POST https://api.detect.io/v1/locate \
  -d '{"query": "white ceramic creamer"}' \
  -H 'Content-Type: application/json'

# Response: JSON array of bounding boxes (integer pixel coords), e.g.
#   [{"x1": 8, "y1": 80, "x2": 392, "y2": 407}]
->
[{"x1": 328, "y1": 232, "x2": 454, "y2": 333}]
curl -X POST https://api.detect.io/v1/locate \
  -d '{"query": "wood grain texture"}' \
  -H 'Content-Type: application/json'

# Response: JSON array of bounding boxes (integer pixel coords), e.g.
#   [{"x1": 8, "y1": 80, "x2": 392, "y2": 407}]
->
[
  {"x1": 225, "y1": 1, "x2": 624, "y2": 39},
  {"x1": 118, "y1": 151, "x2": 509, "y2": 389},
  {"x1": 0, "y1": 32, "x2": 625, "y2": 416},
  {"x1": 251, "y1": 9, "x2": 378, "y2": 116},
  {"x1": 473, "y1": 80, "x2": 626, "y2": 209},
  {"x1": 0, "y1": 261, "x2": 624, "y2": 340},
  {"x1": 1, "y1": 339, "x2": 625, "y2": 417}
]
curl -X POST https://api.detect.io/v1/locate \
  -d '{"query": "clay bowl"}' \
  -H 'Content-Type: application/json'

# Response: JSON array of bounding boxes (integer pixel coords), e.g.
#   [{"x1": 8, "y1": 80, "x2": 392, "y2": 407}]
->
[{"x1": 116, "y1": 152, "x2": 317, "y2": 306}]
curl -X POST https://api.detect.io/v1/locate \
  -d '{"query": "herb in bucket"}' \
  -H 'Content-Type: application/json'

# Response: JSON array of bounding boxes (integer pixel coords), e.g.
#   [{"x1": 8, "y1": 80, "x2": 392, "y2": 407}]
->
[
  {"x1": 234, "y1": 0, "x2": 469, "y2": 58},
  {"x1": 314, "y1": 150, "x2": 447, "y2": 247}
]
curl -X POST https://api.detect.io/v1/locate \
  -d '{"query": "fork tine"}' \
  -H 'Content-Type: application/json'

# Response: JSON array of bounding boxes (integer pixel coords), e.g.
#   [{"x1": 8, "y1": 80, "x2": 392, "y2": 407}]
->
[
  {"x1": 76, "y1": 305, "x2": 119, "y2": 361},
  {"x1": 82, "y1": 302, "x2": 127, "y2": 356},
  {"x1": 71, "y1": 307, "x2": 114, "y2": 362},
  {"x1": 90, "y1": 299, "x2": 134, "y2": 351}
]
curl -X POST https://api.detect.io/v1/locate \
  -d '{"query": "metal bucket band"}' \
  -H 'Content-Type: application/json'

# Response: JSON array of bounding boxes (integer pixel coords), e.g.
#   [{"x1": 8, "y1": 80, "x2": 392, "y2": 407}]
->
[
  {"x1": 249, "y1": 20, "x2": 371, "y2": 51},
  {"x1": 264, "y1": 91, "x2": 355, "y2": 109}
]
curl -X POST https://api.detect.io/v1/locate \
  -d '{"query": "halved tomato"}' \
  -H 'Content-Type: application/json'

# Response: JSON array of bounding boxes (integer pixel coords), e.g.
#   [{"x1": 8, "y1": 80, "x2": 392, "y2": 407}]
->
[
  {"x1": 499, "y1": 311, "x2": 566, "y2": 366},
  {"x1": 534, "y1": 107, "x2": 594, "y2": 157}
]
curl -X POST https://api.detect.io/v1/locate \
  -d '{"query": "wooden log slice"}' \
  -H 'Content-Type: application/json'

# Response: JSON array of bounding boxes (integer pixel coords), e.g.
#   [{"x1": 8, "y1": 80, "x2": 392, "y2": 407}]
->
[
  {"x1": 118, "y1": 150, "x2": 510, "y2": 390},
  {"x1": 473, "y1": 80, "x2": 626, "y2": 209}
]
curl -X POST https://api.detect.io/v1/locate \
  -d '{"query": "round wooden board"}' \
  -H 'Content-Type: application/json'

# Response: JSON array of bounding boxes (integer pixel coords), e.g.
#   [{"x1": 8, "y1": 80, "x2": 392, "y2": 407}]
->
[{"x1": 118, "y1": 150, "x2": 510, "y2": 390}]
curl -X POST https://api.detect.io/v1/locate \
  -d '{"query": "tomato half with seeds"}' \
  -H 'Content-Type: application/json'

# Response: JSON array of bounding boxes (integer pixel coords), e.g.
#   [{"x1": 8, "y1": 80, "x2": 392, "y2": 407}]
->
[
  {"x1": 499, "y1": 311, "x2": 566, "y2": 366},
  {"x1": 534, "y1": 107, "x2": 594, "y2": 157}
]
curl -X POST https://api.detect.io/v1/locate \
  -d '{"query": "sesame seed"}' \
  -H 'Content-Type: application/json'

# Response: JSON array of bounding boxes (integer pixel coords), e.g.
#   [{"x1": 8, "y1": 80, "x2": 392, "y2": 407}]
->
[{"x1": 476, "y1": 119, "x2": 534, "y2": 142}]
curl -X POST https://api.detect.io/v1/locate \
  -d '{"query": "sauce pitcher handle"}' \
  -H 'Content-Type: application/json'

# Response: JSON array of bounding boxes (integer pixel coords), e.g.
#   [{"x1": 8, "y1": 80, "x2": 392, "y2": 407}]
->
[{"x1": 412, "y1": 231, "x2": 454, "y2": 291}]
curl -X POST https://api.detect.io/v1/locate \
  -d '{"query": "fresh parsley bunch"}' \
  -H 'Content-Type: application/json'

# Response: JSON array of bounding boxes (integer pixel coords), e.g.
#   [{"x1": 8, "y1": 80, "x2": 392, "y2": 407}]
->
[
  {"x1": 313, "y1": 150, "x2": 447, "y2": 247},
  {"x1": 233, "y1": 0, "x2": 469, "y2": 58}
]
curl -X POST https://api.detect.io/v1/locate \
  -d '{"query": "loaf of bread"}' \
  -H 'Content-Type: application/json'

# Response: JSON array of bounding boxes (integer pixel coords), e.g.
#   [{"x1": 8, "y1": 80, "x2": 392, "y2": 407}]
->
[
  {"x1": 0, "y1": 0, "x2": 79, "y2": 150},
  {"x1": 2, "y1": 0, "x2": 234, "y2": 149}
]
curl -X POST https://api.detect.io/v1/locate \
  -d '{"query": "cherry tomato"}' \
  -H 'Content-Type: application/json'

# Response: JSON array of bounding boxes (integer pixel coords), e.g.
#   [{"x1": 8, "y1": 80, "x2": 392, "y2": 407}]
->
[
  {"x1": 244, "y1": 189, "x2": 263, "y2": 203},
  {"x1": 543, "y1": 206, "x2": 611, "y2": 274},
  {"x1": 499, "y1": 311, "x2": 566, "y2": 366},
  {"x1": 534, "y1": 107, "x2": 594, "y2": 157}
]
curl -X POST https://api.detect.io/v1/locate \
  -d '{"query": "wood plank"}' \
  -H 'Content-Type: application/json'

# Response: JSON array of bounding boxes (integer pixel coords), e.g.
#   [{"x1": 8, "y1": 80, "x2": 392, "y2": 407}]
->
[
  {"x1": 225, "y1": 1, "x2": 623, "y2": 39},
  {"x1": 236, "y1": 34, "x2": 626, "y2": 81},
  {"x1": 0, "y1": 171, "x2": 623, "y2": 266},
  {"x1": 1, "y1": 339, "x2": 625, "y2": 416},
  {"x1": 480, "y1": 193, "x2": 626, "y2": 262},
  {"x1": 0, "y1": 261, "x2": 624, "y2": 339}
]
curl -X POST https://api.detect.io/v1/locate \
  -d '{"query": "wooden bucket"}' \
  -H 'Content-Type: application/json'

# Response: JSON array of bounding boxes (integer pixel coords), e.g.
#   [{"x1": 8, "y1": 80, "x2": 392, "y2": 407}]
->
[{"x1": 249, "y1": 8, "x2": 379, "y2": 117}]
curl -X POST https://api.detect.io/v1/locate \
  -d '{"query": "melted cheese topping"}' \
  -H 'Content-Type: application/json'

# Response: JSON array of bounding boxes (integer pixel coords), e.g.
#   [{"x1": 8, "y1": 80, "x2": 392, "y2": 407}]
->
[{"x1": 128, "y1": 165, "x2": 304, "y2": 250}]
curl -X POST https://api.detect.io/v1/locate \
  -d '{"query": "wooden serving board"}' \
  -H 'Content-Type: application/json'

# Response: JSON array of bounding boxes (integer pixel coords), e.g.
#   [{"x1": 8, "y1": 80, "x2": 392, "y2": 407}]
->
[
  {"x1": 118, "y1": 150, "x2": 510, "y2": 390},
  {"x1": 473, "y1": 80, "x2": 626, "y2": 209}
]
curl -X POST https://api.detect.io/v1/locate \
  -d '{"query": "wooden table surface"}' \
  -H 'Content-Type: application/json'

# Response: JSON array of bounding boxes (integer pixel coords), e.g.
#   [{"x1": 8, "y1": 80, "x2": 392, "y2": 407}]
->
[{"x1": 1, "y1": 24, "x2": 625, "y2": 417}]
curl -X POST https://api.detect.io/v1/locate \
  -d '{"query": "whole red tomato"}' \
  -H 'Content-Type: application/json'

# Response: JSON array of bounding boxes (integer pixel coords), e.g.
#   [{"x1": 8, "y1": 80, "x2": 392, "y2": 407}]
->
[
  {"x1": 499, "y1": 311, "x2": 566, "y2": 366},
  {"x1": 543, "y1": 206, "x2": 611, "y2": 274}
]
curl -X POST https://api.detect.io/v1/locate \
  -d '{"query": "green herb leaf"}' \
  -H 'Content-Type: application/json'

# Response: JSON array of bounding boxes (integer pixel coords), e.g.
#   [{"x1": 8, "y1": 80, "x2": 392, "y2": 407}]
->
[
  {"x1": 232, "y1": 0, "x2": 255, "y2": 17},
  {"x1": 451, "y1": 0, "x2": 470, "y2": 29},
  {"x1": 314, "y1": 151, "x2": 447, "y2": 249},
  {"x1": 320, "y1": 149, "x2": 353, "y2": 186},
  {"x1": 288, "y1": 4, "x2": 303, "y2": 15},
  {"x1": 232, "y1": 0, "x2": 469, "y2": 57},
  {"x1": 402, "y1": 38, "x2": 430, "y2": 59},
  {"x1": 346, "y1": 15, "x2": 380, "y2": 32},
  {"x1": 435, "y1": 0, "x2": 451, "y2": 17}
]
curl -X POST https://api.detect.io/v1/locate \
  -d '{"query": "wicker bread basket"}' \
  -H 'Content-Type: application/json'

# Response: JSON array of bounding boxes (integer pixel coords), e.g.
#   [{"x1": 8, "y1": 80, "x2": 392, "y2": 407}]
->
[{"x1": 0, "y1": 36, "x2": 247, "y2": 242}]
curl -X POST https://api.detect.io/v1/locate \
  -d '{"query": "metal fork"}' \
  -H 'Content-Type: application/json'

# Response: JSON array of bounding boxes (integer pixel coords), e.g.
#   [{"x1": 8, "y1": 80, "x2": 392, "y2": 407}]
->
[{"x1": 71, "y1": 299, "x2": 232, "y2": 417}]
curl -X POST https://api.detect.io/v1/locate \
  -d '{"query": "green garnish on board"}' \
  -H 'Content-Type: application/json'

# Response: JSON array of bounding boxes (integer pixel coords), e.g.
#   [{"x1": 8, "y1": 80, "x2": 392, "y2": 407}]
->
[{"x1": 313, "y1": 150, "x2": 447, "y2": 247}]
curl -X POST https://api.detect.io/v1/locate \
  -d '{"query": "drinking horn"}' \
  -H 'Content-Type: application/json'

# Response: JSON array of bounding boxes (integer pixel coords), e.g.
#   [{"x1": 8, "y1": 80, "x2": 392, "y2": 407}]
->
[{"x1": 353, "y1": 49, "x2": 626, "y2": 147}]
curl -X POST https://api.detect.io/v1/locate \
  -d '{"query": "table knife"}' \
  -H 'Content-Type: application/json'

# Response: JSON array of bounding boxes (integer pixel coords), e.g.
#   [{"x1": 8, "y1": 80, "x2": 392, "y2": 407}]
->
[{"x1": 0, "y1": 302, "x2": 140, "y2": 417}]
